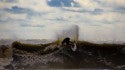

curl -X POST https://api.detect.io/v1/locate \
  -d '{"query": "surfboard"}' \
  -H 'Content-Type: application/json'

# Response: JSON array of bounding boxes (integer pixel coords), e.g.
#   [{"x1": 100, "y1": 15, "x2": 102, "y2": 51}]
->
[{"x1": 71, "y1": 43, "x2": 77, "y2": 51}]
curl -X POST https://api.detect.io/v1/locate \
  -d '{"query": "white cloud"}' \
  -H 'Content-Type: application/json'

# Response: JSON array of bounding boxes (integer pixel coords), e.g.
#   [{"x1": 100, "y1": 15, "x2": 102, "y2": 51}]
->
[
  {"x1": 0, "y1": 2, "x2": 15, "y2": 9},
  {"x1": 105, "y1": 0, "x2": 125, "y2": 6},
  {"x1": 5, "y1": 12, "x2": 27, "y2": 20},
  {"x1": 0, "y1": 0, "x2": 125, "y2": 43},
  {"x1": 74, "y1": 0, "x2": 99, "y2": 10},
  {"x1": 17, "y1": 0, "x2": 56, "y2": 12},
  {"x1": 95, "y1": 0, "x2": 125, "y2": 8}
]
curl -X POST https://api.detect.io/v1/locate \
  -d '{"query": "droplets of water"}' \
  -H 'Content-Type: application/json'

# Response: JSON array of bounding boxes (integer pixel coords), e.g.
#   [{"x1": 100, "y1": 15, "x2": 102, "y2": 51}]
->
[{"x1": 56, "y1": 25, "x2": 79, "y2": 43}]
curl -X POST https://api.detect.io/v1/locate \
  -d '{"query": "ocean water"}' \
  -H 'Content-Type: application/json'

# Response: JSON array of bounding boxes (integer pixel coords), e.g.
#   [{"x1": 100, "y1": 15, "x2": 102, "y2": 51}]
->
[{"x1": 0, "y1": 43, "x2": 125, "y2": 70}]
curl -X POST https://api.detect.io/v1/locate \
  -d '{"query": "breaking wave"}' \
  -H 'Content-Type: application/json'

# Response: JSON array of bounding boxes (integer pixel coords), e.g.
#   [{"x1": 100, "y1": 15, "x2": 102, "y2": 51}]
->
[{"x1": 0, "y1": 41, "x2": 124, "y2": 69}]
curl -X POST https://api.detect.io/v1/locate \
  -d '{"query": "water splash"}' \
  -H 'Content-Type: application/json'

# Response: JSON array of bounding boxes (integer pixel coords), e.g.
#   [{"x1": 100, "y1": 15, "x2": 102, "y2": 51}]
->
[{"x1": 56, "y1": 25, "x2": 79, "y2": 43}]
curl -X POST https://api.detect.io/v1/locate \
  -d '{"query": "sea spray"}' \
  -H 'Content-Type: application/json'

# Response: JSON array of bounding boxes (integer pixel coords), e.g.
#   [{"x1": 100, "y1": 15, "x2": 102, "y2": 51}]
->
[{"x1": 56, "y1": 25, "x2": 79, "y2": 44}]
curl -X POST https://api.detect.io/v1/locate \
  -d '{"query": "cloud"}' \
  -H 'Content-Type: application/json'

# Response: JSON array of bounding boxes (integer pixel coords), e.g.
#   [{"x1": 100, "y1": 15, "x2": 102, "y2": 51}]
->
[
  {"x1": 74, "y1": 0, "x2": 100, "y2": 10},
  {"x1": 95, "y1": 0, "x2": 125, "y2": 7},
  {"x1": 62, "y1": 8, "x2": 104, "y2": 15},
  {"x1": 4, "y1": 6, "x2": 32, "y2": 14},
  {"x1": 3, "y1": 12, "x2": 27, "y2": 20},
  {"x1": 95, "y1": 0, "x2": 125, "y2": 12},
  {"x1": 3, "y1": 6, "x2": 45, "y2": 17},
  {"x1": 47, "y1": 0, "x2": 80, "y2": 7},
  {"x1": 113, "y1": 6, "x2": 125, "y2": 13},
  {"x1": 0, "y1": 0, "x2": 125, "y2": 43},
  {"x1": 0, "y1": 0, "x2": 54, "y2": 12},
  {"x1": 0, "y1": 0, "x2": 17, "y2": 3},
  {"x1": 20, "y1": 23, "x2": 45, "y2": 28},
  {"x1": 16, "y1": 0, "x2": 55, "y2": 12}
]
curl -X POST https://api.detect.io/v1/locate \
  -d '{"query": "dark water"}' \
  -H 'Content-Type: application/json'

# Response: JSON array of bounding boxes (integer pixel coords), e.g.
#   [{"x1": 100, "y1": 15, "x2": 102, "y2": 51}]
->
[{"x1": 1, "y1": 45, "x2": 125, "y2": 70}]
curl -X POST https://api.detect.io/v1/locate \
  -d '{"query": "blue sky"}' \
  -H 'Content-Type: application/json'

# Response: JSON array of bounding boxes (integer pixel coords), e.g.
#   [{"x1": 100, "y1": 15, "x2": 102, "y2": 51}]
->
[{"x1": 0, "y1": 0, "x2": 125, "y2": 43}]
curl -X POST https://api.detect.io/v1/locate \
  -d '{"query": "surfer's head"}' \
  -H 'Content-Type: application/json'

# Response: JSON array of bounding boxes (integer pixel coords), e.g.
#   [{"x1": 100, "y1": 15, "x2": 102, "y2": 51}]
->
[
  {"x1": 62, "y1": 37, "x2": 70, "y2": 45},
  {"x1": 65, "y1": 37, "x2": 70, "y2": 41}
]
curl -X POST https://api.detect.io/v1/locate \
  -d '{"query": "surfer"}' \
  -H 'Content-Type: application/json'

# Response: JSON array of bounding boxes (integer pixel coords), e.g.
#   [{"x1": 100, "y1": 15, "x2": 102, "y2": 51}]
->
[
  {"x1": 62, "y1": 37, "x2": 77, "y2": 51},
  {"x1": 62, "y1": 37, "x2": 70, "y2": 46}
]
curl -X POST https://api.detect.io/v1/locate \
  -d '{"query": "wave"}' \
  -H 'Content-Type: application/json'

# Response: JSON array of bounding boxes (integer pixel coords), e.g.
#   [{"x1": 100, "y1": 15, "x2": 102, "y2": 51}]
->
[{"x1": 1, "y1": 41, "x2": 125, "y2": 69}]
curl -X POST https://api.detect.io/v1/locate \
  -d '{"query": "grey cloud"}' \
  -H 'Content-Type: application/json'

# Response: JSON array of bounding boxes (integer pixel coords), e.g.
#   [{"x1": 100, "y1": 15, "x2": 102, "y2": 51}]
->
[
  {"x1": 3, "y1": 6, "x2": 45, "y2": 17},
  {"x1": 4, "y1": 6, "x2": 34, "y2": 14},
  {"x1": 113, "y1": 6, "x2": 125, "y2": 13},
  {"x1": 94, "y1": 0, "x2": 125, "y2": 13},
  {"x1": 1, "y1": 5, "x2": 49, "y2": 23},
  {"x1": 0, "y1": 17, "x2": 28, "y2": 24},
  {"x1": 62, "y1": 8, "x2": 104, "y2": 15},
  {"x1": 47, "y1": 17, "x2": 69, "y2": 22},
  {"x1": 0, "y1": 0, "x2": 17, "y2": 3},
  {"x1": 20, "y1": 23, "x2": 45, "y2": 28}
]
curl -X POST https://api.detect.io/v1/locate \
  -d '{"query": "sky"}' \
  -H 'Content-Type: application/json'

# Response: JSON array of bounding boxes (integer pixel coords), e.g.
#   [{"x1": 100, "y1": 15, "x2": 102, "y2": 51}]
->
[{"x1": 0, "y1": 0, "x2": 125, "y2": 43}]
